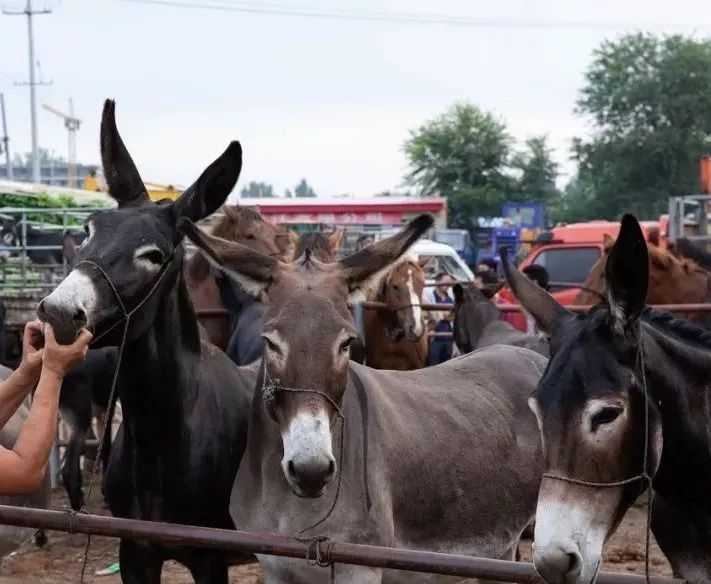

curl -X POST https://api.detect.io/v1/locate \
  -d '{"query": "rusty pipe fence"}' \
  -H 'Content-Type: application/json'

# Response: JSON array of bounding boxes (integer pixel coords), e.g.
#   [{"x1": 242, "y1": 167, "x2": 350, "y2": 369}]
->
[{"x1": 0, "y1": 504, "x2": 683, "y2": 584}]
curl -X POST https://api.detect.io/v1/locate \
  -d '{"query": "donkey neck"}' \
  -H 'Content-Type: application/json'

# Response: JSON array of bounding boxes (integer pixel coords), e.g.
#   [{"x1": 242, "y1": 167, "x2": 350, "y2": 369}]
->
[
  {"x1": 469, "y1": 300, "x2": 501, "y2": 346},
  {"x1": 119, "y1": 266, "x2": 201, "y2": 427},
  {"x1": 641, "y1": 321, "x2": 711, "y2": 502}
]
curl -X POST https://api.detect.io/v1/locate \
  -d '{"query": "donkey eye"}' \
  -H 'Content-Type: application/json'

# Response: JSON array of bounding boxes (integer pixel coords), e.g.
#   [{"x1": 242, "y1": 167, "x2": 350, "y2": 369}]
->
[
  {"x1": 138, "y1": 249, "x2": 164, "y2": 265},
  {"x1": 590, "y1": 406, "x2": 623, "y2": 432},
  {"x1": 340, "y1": 338, "x2": 354, "y2": 353},
  {"x1": 246, "y1": 234, "x2": 256, "y2": 240}
]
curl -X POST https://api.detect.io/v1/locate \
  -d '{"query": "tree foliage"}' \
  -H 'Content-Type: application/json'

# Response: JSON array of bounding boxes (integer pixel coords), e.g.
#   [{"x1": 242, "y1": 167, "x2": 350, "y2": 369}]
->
[
  {"x1": 294, "y1": 178, "x2": 317, "y2": 198},
  {"x1": 569, "y1": 33, "x2": 711, "y2": 219},
  {"x1": 240, "y1": 181, "x2": 275, "y2": 198},
  {"x1": 404, "y1": 103, "x2": 559, "y2": 230}
]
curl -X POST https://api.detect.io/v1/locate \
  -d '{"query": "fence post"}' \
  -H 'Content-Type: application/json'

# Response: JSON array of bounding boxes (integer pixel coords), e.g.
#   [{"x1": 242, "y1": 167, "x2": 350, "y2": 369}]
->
[{"x1": 20, "y1": 211, "x2": 26, "y2": 289}]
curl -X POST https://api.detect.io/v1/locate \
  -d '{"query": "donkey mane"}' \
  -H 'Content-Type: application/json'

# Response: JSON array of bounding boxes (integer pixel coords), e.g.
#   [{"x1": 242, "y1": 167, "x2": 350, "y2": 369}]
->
[
  {"x1": 642, "y1": 308, "x2": 711, "y2": 351},
  {"x1": 294, "y1": 232, "x2": 333, "y2": 260}
]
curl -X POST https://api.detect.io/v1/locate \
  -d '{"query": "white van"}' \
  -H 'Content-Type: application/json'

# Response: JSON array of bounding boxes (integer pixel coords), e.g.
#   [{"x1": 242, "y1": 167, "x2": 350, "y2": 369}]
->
[{"x1": 409, "y1": 239, "x2": 475, "y2": 284}]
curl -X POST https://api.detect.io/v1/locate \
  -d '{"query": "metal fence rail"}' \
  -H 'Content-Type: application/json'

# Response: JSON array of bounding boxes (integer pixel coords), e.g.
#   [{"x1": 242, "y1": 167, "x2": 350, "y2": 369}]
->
[{"x1": 0, "y1": 504, "x2": 683, "y2": 584}]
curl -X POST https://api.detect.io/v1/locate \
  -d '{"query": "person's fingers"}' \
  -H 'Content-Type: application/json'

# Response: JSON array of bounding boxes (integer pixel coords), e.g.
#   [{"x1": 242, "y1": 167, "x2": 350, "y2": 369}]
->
[
  {"x1": 43, "y1": 323, "x2": 57, "y2": 345},
  {"x1": 75, "y1": 328, "x2": 93, "y2": 347},
  {"x1": 25, "y1": 320, "x2": 43, "y2": 334}
]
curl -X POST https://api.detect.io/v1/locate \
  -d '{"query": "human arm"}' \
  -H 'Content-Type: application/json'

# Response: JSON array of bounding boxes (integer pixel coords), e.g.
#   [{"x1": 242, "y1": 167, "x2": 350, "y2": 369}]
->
[
  {"x1": 0, "y1": 325, "x2": 92, "y2": 495},
  {"x1": 0, "y1": 321, "x2": 45, "y2": 429}
]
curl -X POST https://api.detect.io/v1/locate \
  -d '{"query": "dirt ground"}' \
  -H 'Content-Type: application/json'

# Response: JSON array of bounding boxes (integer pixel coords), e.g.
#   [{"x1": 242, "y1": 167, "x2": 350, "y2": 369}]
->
[{"x1": 0, "y1": 486, "x2": 671, "y2": 583}]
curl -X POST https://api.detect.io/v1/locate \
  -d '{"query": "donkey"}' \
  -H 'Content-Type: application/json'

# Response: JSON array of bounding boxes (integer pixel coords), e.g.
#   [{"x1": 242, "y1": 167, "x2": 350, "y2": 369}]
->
[
  {"x1": 504, "y1": 214, "x2": 711, "y2": 584},
  {"x1": 181, "y1": 214, "x2": 547, "y2": 584},
  {"x1": 185, "y1": 205, "x2": 296, "y2": 350},
  {"x1": 362, "y1": 257, "x2": 428, "y2": 369},
  {"x1": 58, "y1": 346, "x2": 118, "y2": 510},
  {"x1": 219, "y1": 227, "x2": 342, "y2": 365},
  {"x1": 452, "y1": 283, "x2": 548, "y2": 357},
  {"x1": 37, "y1": 100, "x2": 255, "y2": 584}
]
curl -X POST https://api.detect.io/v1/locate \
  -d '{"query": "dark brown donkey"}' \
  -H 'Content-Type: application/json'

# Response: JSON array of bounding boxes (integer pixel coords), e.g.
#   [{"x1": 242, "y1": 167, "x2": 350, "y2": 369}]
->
[
  {"x1": 181, "y1": 214, "x2": 546, "y2": 584},
  {"x1": 185, "y1": 205, "x2": 295, "y2": 349},
  {"x1": 38, "y1": 101, "x2": 255, "y2": 584},
  {"x1": 505, "y1": 214, "x2": 711, "y2": 584},
  {"x1": 363, "y1": 257, "x2": 428, "y2": 369}
]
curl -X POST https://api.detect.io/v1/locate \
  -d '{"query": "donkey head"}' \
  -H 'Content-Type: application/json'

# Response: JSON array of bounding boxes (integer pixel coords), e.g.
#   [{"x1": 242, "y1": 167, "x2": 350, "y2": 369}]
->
[
  {"x1": 503, "y1": 215, "x2": 662, "y2": 584},
  {"x1": 181, "y1": 214, "x2": 433, "y2": 497},
  {"x1": 380, "y1": 258, "x2": 426, "y2": 341},
  {"x1": 38, "y1": 99, "x2": 242, "y2": 345}
]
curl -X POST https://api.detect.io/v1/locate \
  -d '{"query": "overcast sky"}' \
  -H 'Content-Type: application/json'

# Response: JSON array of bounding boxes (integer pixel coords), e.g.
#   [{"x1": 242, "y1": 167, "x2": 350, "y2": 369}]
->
[{"x1": 1, "y1": 0, "x2": 710, "y2": 200}]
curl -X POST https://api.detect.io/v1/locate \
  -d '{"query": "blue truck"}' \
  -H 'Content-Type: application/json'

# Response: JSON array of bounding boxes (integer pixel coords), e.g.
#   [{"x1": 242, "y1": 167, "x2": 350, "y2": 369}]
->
[{"x1": 472, "y1": 203, "x2": 546, "y2": 267}]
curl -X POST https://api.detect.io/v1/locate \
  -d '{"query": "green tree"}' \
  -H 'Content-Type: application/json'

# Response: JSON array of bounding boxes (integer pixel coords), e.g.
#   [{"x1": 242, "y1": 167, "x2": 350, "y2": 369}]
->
[
  {"x1": 404, "y1": 103, "x2": 513, "y2": 230},
  {"x1": 240, "y1": 181, "x2": 275, "y2": 198},
  {"x1": 511, "y1": 135, "x2": 560, "y2": 203},
  {"x1": 574, "y1": 33, "x2": 711, "y2": 219},
  {"x1": 294, "y1": 178, "x2": 317, "y2": 198}
]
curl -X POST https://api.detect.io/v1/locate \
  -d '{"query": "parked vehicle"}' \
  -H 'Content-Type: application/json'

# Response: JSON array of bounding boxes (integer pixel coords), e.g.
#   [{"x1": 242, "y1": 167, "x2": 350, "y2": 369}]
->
[{"x1": 432, "y1": 229, "x2": 476, "y2": 267}]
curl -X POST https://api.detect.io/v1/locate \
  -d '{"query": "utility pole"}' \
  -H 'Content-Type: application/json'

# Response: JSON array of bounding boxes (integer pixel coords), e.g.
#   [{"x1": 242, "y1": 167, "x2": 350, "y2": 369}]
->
[
  {"x1": 3, "y1": 0, "x2": 52, "y2": 184},
  {"x1": 0, "y1": 93, "x2": 12, "y2": 180}
]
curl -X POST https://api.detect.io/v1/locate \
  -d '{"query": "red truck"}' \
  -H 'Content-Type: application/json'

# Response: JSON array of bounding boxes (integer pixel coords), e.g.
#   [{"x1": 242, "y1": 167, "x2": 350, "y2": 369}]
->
[{"x1": 498, "y1": 219, "x2": 665, "y2": 331}]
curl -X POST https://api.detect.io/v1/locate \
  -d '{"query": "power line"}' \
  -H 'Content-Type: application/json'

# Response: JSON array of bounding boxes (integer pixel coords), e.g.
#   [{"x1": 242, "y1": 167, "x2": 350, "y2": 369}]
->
[{"x1": 121, "y1": 0, "x2": 705, "y2": 30}]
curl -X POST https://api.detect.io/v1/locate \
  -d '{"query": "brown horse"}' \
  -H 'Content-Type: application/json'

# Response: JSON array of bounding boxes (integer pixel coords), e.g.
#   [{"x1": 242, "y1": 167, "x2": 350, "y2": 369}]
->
[
  {"x1": 363, "y1": 257, "x2": 428, "y2": 369},
  {"x1": 575, "y1": 233, "x2": 711, "y2": 324},
  {"x1": 185, "y1": 205, "x2": 295, "y2": 348}
]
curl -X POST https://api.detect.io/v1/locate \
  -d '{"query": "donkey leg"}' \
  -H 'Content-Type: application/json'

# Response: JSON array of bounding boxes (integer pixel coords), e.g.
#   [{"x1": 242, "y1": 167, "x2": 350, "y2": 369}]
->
[
  {"x1": 119, "y1": 539, "x2": 163, "y2": 584},
  {"x1": 60, "y1": 415, "x2": 87, "y2": 511},
  {"x1": 185, "y1": 551, "x2": 229, "y2": 584}
]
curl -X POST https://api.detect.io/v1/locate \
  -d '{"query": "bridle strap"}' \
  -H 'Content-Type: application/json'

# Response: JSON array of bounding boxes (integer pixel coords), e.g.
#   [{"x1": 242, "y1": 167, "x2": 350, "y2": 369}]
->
[{"x1": 73, "y1": 250, "x2": 176, "y2": 583}]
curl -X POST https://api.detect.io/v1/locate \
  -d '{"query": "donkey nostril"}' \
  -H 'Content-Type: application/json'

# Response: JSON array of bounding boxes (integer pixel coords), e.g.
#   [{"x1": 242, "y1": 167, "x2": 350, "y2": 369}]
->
[
  {"x1": 72, "y1": 307, "x2": 87, "y2": 324},
  {"x1": 328, "y1": 459, "x2": 335, "y2": 476},
  {"x1": 287, "y1": 460, "x2": 296, "y2": 478},
  {"x1": 566, "y1": 551, "x2": 581, "y2": 576}
]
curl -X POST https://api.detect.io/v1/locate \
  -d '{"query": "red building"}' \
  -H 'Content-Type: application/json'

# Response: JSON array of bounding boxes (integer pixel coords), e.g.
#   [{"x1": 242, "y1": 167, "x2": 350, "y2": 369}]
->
[{"x1": 238, "y1": 196, "x2": 447, "y2": 230}]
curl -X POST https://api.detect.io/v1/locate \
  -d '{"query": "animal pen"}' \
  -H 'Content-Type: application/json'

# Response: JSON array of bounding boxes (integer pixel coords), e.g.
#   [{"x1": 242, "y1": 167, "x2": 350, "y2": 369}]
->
[
  {"x1": 0, "y1": 503, "x2": 686, "y2": 584},
  {"x1": 0, "y1": 207, "x2": 705, "y2": 583}
]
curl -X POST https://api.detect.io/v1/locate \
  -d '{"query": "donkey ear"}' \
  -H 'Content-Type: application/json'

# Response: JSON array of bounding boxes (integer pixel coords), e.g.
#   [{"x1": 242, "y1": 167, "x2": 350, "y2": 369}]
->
[
  {"x1": 100, "y1": 99, "x2": 149, "y2": 208},
  {"x1": 501, "y1": 247, "x2": 569, "y2": 335},
  {"x1": 173, "y1": 141, "x2": 243, "y2": 223},
  {"x1": 340, "y1": 214, "x2": 433, "y2": 291},
  {"x1": 178, "y1": 217, "x2": 276, "y2": 298},
  {"x1": 605, "y1": 214, "x2": 649, "y2": 333}
]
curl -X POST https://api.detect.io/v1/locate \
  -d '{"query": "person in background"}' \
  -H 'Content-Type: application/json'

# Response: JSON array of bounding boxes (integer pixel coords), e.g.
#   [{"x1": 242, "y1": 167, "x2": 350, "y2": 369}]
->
[
  {"x1": 425, "y1": 272, "x2": 455, "y2": 366},
  {"x1": 0, "y1": 321, "x2": 91, "y2": 495}
]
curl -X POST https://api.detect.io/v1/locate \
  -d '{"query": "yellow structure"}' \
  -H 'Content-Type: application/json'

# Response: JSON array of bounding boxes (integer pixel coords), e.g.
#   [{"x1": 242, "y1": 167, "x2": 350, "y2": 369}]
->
[
  {"x1": 80, "y1": 173, "x2": 182, "y2": 202},
  {"x1": 145, "y1": 183, "x2": 183, "y2": 202}
]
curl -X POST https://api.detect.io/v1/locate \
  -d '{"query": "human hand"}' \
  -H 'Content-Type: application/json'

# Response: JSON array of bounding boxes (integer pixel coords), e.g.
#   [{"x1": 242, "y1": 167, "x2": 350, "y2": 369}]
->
[
  {"x1": 41, "y1": 324, "x2": 92, "y2": 378},
  {"x1": 17, "y1": 320, "x2": 45, "y2": 383}
]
